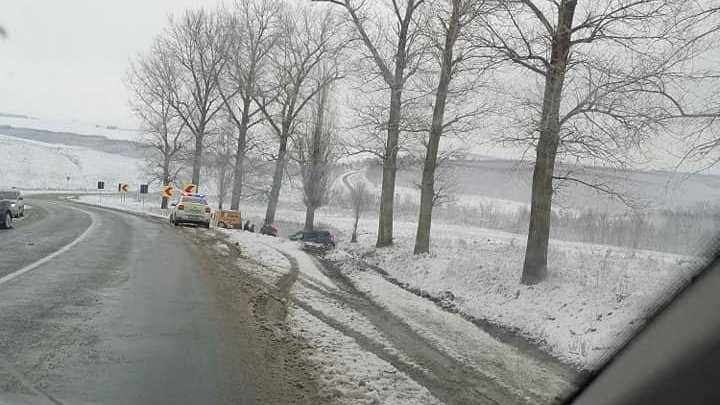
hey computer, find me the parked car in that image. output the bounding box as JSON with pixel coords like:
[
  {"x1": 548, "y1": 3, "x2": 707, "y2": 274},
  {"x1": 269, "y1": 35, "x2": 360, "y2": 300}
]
[
  {"x1": 213, "y1": 209, "x2": 242, "y2": 229},
  {"x1": 169, "y1": 193, "x2": 211, "y2": 228},
  {"x1": 289, "y1": 230, "x2": 335, "y2": 247},
  {"x1": 0, "y1": 200, "x2": 13, "y2": 229},
  {"x1": 0, "y1": 189, "x2": 24, "y2": 218},
  {"x1": 260, "y1": 223, "x2": 279, "y2": 237}
]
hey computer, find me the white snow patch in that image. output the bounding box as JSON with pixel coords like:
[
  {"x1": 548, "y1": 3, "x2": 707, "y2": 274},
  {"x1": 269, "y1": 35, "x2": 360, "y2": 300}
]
[
  {"x1": 0, "y1": 134, "x2": 143, "y2": 190},
  {"x1": 290, "y1": 306, "x2": 443, "y2": 405}
]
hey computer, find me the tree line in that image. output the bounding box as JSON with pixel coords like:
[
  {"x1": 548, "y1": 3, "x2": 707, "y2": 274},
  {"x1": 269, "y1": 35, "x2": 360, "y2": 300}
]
[{"x1": 128, "y1": 0, "x2": 720, "y2": 285}]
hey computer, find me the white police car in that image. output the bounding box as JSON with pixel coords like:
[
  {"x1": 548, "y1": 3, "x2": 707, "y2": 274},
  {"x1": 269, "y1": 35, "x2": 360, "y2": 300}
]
[{"x1": 169, "y1": 193, "x2": 212, "y2": 228}]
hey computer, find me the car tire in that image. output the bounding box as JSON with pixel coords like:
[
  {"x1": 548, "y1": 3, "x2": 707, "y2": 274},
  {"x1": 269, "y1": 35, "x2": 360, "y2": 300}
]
[
  {"x1": 202, "y1": 222, "x2": 210, "y2": 229},
  {"x1": 218, "y1": 222, "x2": 226, "y2": 229},
  {"x1": 19, "y1": 209, "x2": 24, "y2": 218},
  {"x1": 2, "y1": 212, "x2": 12, "y2": 229}
]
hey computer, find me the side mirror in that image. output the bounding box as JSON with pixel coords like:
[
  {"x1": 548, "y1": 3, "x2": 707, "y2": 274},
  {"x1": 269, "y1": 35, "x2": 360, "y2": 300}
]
[
  {"x1": 18, "y1": 197, "x2": 23, "y2": 201},
  {"x1": 170, "y1": 202, "x2": 177, "y2": 207}
]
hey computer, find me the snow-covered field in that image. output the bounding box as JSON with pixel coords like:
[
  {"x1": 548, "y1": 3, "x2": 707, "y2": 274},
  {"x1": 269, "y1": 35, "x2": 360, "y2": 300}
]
[
  {"x1": 0, "y1": 116, "x2": 140, "y2": 141},
  {"x1": 0, "y1": 134, "x2": 143, "y2": 190}
]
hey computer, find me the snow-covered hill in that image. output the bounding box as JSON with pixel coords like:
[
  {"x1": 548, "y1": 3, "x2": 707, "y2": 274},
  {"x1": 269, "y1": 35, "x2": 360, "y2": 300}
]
[
  {"x1": 0, "y1": 116, "x2": 141, "y2": 141},
  {"x1": 0, "y1": 134, "x2": 144, "y2": 190}
]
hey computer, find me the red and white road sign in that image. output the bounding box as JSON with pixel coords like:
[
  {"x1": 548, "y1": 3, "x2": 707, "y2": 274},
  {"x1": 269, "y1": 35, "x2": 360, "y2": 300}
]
[
  {"x1": 162, "y1": 185, "x2": 175, "y2": 198},
  {"x1": 182, "y1": 183, "x2": 198, "y2": 194},
  {"x1": 120, "y1": 183, "x2": 129, "y2": 193}
]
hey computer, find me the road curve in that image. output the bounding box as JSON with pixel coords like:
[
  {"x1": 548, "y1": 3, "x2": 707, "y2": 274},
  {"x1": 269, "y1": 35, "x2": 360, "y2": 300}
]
[{"x1": 0, "y1": 198, "x2": 258, "y2": 404}]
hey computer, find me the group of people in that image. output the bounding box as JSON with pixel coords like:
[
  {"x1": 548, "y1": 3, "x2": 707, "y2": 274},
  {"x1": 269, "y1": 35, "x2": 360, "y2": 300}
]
[{"x1": 242, "y1": 220, "x2": 255, "y2": 232}]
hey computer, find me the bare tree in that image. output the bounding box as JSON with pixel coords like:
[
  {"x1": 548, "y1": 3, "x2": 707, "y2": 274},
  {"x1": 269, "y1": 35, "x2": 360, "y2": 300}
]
[
  {"x1": 313, "y1": 0, "x2": 429, "y2": 247},
  {"x1": 413, "y1": 0, "x2": 492, "y2": 254},
  {"x1": 294, "y1": 79, "x2": 338, "y2": 230},
  {"x1": 163, "y1": 9, "x2": 229, "y2": 188},
  {"x1": 480, "y1": 1, "x2": 720, "y2": 284},
  {"x1": 208, "y1": 121, "x2": 237, "y2": 209},
  {"x1": 218, "y1": 0, "x2": 280, "y2": 210},
  {"x1": 255, "y1": 5, "x2": 343, "y2": 225},
  {"x1": 349, "y1": 181, "x2": 372, "y2": 243},
  {"x1": 128, "y1": 41, "x2": 188, "y2": 209}
]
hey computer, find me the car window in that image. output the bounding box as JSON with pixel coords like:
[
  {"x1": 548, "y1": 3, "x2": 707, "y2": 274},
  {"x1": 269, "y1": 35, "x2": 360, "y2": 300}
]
[
  {"x1": 0, "y1": 192, "x2": 17, "y2": 199},
  {"x1": 180, "y1": 197, "x2": 207, "y2": 204}
]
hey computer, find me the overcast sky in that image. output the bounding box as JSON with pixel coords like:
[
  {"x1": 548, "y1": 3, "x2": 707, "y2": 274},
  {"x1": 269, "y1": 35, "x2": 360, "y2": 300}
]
[{"x1": 0, "y1": 0, "x2": 221, "y2": 128}]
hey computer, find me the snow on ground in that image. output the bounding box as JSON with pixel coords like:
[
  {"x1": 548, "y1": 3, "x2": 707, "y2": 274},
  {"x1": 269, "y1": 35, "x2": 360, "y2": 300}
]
[
  {"x1": 0, "y1": 116, "x2": 141, "y2": 141},
  {"x1": 342, "y1": 267, "x2": 575, "y2": 401},
  {"x1": 77, "y1": 194, "x2": 168, "y2": 219},
  {"x1": 329, "y1": 222, "x2": 704, "y2": 370},
  {"x1": 219, "y1": 198, "x2": 706, "y2": 370},
  {"x1": 290, "y1": 307, "x2": 443, "y2": 405},
  {"x1": 0, "y1": 134, "x2": 143, "y2": 189}
]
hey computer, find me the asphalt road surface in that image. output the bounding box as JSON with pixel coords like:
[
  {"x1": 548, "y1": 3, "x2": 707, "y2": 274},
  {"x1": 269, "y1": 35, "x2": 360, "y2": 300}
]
[{"x1": 0, "y1": 197, "x2": 314, "y2": 405}]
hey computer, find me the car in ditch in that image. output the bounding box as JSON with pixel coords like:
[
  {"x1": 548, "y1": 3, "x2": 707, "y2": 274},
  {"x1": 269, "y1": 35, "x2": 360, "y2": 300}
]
[
  {"x1": 169, "y1": 193, "x2": 212, "y2": 228},
  {"x1": 289, "y1": 229, "x2": 335, "y2": 247}
]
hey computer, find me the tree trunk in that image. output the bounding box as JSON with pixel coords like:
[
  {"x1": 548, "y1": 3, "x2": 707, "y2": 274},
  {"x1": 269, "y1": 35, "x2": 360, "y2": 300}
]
[
  {"x1": 351, "y1": 212, "x2": 360, "y2": 243},
  {"x1": 230, "y1": 97, "x2": 251, "y2": 211},
  {"x1": 161, "y1": 161, "x2": 170, "y2": 210},
  {"x1": 521, "y1": 0, "x2": 577, "y2": 285},
  {"x1": 376, "y1": 85, "x2": 402, "y2": 247},
  {"x1": 414, "y1": 0, "x2": 460, "y2": 255},
  {"x1": 264, "y1": 128, "x2": 290, "y2": 225},
  {"x1": 217, "y1": 162, "x2": 227, "y2": 209},
  {"x1": 304, "y1": 206, "x2": 316, "y2": 231},
  {"x1": 191, "y1": 130, "x2": 204, "y2": 186}
]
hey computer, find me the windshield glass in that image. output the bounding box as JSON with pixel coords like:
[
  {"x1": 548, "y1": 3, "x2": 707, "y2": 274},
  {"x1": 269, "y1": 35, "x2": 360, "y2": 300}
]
[
  {"x1": 180, "y1": 197, "x2": 207, "y2": 205},
  {"x1": 0, "y1": 1, "x2": 718, "y2": 404}
]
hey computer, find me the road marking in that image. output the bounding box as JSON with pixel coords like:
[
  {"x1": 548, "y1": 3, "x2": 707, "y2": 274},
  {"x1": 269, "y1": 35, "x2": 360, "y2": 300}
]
[{"x1": 0, "y1": 203, "x2": 97, "y2": 287}]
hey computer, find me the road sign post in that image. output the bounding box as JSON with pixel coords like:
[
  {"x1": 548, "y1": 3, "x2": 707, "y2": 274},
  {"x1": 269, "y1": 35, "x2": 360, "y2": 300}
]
[
  {"x1": 119, "y1": 183, "x2": 129, "y2": 204},
  {"x1": 97, "y1": 181, "x2": 105, "y2": 203},
  {"x1": 140, "y1": 184, "x2": 148, "y2": 208}
]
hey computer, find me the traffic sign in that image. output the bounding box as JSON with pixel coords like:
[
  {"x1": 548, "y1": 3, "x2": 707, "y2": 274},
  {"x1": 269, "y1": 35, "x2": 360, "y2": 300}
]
[
  {"x1": 119, "y1": 183, "x2": 129, "y2": 193},
  {"x1": 183, "y1": 183, "x2": 198, "y2": 194},
  {"x1": 140, "y1": 184, "x2": 149, "y2": 194},
  {"x1": 97, "y1": 181, "x2": 105, "y2": 190},
  {"x1": 162, "y1": 185, "x2": 175, "y2": 198}
]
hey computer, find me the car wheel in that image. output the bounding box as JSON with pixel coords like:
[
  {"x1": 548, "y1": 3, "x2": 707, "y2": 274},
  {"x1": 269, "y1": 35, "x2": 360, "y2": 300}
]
[
  {"x1": 202, "y1": 222, "x2": 210, "y2": 229},
  {"x1": 2, "y1": 212, "x2": 12, "y2": 229},
  {"x1": 19, "y1": 209, "x2": 24, "y2": 218},
  {"x1": 218, "y1": 221, "x2": 226, "y2": 229}
]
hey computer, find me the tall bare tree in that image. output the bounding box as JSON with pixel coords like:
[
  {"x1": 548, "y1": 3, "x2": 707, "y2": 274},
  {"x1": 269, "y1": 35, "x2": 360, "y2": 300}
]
[
  {"x1": 218, "y1": 0, "x2": 280, "y2": 210},
  {"x1": 128, "y1": 41, "x2": 188, "y2": 209},
  {"x1": 481, "y1": 1, "x2": 720, "y2": 284},
  {"x1": 295, "y1": 79, "x2": 338, "y2": 230},
  {"x1": 313, "y1": 0, "x2": 429, "y2": 247},
  {"x1": 413, "y1": 0, "x2": 492, "y2": 254},
  {"x1": 255, "y1": 5, "x2": 343, "y2": 225},
  {"x1": 163, "y1": 9, "x2": 229, "y2": 188}
]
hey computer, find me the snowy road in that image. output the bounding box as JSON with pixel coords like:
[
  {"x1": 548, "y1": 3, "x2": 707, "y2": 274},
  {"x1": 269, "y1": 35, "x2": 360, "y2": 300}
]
[{"x1": 0, "y1": 197, "x2": 324, "y2": 405}]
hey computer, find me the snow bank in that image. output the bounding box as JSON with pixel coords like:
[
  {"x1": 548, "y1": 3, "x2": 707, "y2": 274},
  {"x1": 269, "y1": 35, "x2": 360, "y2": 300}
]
[{"x1": 331, "y1": 230, "x2": 704, "y2": 370}]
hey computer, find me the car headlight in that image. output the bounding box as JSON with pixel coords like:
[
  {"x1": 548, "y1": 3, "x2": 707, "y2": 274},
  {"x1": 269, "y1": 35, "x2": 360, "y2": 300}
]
[{"x1": 10, "y1": 203, "x2": 15, "y2": 207}]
